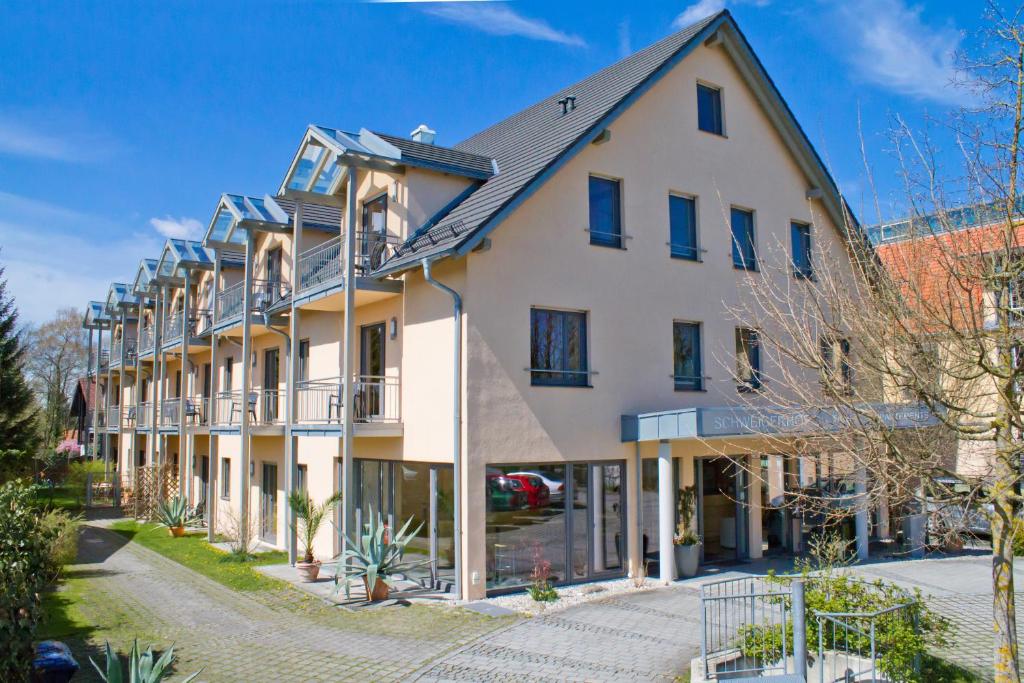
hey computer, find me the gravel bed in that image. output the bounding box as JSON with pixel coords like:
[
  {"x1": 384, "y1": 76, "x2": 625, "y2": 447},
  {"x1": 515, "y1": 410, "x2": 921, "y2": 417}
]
[{"x1": 482, "y1": 577, "x2": 657, "y2": 615}]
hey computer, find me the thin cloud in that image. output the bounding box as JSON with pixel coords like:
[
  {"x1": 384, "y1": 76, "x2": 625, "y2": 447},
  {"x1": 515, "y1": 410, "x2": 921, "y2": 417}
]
[
  {"x1": 423, "y1": 3, "x2": 586, "y2": 47},
  {"x1": 618, "y1": 19, "x2": 632, "y2": 58},
  {"x1": 149, "y1": 216, "x2": 204, "y2": 240},
  {"x1": 830, "y1": 0, "x2": 965, "y2": 105},
  {"x1": 0, "y1": 115, "x2": 117, "y2": 163},
  {"x1": 673, "y1": 0, "x2": 726, "y2": 28},
  {"x1": 0, "y1": 192, "x2": 161, "y2": 323}
]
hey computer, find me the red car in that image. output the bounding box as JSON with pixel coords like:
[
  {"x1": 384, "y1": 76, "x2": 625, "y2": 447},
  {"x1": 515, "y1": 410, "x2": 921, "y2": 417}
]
[{"x1": 506, "y1": 473, "x2": 551, "y2": 509}]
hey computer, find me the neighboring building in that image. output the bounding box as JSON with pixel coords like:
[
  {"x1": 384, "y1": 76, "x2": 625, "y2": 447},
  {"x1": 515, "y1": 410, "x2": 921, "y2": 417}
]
[
  {"x1": 84, "y1": 10, "x2": 877, "y2": 599},
  {"x1": 68, "y1": 377, "x2": 97, "y2": 451}
]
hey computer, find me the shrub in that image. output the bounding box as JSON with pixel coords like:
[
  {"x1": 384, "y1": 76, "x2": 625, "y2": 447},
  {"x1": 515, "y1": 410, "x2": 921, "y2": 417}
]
[
  {"x1": 527, "y1": 544, "x2": 558, "y2": 603},
  {"x1": 90, "y1": 639, "x2": 201, "y2": 683},
  {"x1": 40, "y1": 510, "x2": 81, "y2": 572},
  {"x1": 0, "y1": 481, "x2": 58, "y2": 681},
  {"x1": 737, "y1": 564, "x2": 949, "y2": 683}
]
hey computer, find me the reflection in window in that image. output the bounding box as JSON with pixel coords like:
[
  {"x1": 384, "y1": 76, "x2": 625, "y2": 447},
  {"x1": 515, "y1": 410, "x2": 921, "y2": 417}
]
[
  {"x1": 673, "y1": 321, "x2": 703, "y2": 391},
  {"x1": 669, "y1": 194, "x2": 699, "y2": 260},
  {"x1": 731, "y1": 208, "x2": 757, "y2": 270},
  {"x1": 589, "y1": 176, "x2": 623, "y2": 248},
  {"x1": 530, "y1": 308, "x2": 588, "y2": 386}
]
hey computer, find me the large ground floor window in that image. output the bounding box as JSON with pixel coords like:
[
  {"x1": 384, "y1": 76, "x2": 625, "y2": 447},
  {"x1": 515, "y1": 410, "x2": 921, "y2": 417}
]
[
  {"x1": 354, "y1": 459, "x2": 455, "y2": 586},
  {"x1": 486, "y1": 461, "x2": 625, "y2": 592}
]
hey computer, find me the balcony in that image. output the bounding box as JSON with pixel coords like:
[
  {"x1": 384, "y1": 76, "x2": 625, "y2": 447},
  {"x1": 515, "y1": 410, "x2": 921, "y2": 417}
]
[
  {"x1": 87, "y1": 351, "x2": 110, "y2": 375},
  {"x1": 211, "y1": 389, "x2": 284, "y2": 427},
  {"x1": 108, "y1": 406, "x2": 120, "y2": 431},
  {"x1": 215, "y1": 279, "x2": 291, "y2": 323},
  {"x1": 139, "y1": 326, "x2": 155, "y2": 355},
  {"x1": 136, "y1": 401, "x2": 152, "y2": 429},
  {"x1": 109, "y1": 338, "x2": 138, "y2": 367},
  {"x1": 193, "y1": 308, "x2": 213, "y2": 336},
  {"x1": 160, "y1": 401, "x2": 180, "y2": 428},
  {"x1": 183, "y1": 396, "x2": 210, "y2": 426},
  {"x1": 297, "y1": 233, "x2": 400, "y2": 294},
  {"x1": 295, "y1": 375, "x2": 400, "y2": 424}
]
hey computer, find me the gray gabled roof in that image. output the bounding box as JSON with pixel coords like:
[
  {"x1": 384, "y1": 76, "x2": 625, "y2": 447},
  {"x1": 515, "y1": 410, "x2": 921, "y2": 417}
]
[
  {"x1": 372, "y1": 132, "x2": 496, "y2": 179},
  {"x1": 377, "y1": 12, "x2": 723, "y2": 274},
  {"x1": 377, "y1": 10, "x2": 850, "y2": 275}
]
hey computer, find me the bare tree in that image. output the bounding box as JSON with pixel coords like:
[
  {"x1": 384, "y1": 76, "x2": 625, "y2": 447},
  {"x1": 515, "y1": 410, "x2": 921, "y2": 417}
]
[
  {"x1": 24, "y1": 308, "x2": 87, "y2": 450},
  {"x1": 702, "y1": 6, "x2": 1024, "y2": 680}
]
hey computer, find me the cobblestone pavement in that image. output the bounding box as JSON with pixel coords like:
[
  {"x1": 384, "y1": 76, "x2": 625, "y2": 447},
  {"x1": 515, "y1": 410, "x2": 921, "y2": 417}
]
[
  {"x1": 411, "y1": 587, "x2": 703, "y2": 682},
  {"x1": 853, "y1": 554, "x2": 1022, "y2": 681},
  {"x1": 59, "y1": 525, "x2": 514, "y2": 682}
]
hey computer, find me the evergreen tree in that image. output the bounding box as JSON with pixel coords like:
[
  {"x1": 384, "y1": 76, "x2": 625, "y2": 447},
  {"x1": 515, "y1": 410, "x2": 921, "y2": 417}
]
[{"x1": 0, "y1": 263, "x2": 39, "y2": 461}]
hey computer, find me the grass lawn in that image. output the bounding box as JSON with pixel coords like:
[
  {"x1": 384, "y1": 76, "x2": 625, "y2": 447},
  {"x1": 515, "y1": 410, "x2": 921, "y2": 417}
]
[
  {"x1": 921, "y1": 656, "x2": 984, "y2": 682},
  {"x1": 110, "y1": 520, "x2": 289, "y2": 591}
]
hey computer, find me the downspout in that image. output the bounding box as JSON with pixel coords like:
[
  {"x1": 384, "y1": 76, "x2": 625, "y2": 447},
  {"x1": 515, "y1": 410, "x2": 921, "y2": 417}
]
[{"x1": 421, "y1": 257, "x2": 463, "y2": 601}]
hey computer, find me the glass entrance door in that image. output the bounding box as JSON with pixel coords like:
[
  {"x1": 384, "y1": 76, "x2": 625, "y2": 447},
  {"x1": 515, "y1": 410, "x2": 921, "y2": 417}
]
[
  {"x1": 261, "y1": 462, "x2": 278, "y2": 545},
  {"x1": 263, "y1": 348, "x2": 279, "y2": 423},
  {"x1": 359, "y1": 323, "x2": 385, "y2": 420},
  {"x1": 697, "y1": 457, "x2": 750, "y2": 563},
  {"x1": 355, "y1": 459, "x2": 454, "y2": 586}
]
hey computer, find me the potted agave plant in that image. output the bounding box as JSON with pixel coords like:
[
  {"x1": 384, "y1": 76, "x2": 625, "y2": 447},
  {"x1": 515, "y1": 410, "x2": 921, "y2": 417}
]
[
  {"x1": 155, "y1": 496, "x2": 196, "y2": 537},
  {"x1": 337, "y1": 508, "x2": 428, "y2": 602},
  {"x1": 288, "y1": 490, "x2": 342, "y2": 582},
  {"x1": 673, "y1": 485, "x2": 701, "y2": 578}
]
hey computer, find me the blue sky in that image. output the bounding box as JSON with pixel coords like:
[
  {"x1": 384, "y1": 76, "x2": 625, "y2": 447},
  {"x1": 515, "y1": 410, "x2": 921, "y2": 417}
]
[{"x1": 0, "y1": 0, "x2": 980, "y2": 323}]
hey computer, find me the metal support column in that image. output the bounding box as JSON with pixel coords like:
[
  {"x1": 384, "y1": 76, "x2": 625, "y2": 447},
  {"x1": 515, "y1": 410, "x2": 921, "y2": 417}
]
[
  {"x1": 658, "y1": 440, "x2": 676, "y2": 583},
  {"x1": 239, "y1": 232, "x2": 255, "y2": 551},
  {"x1": 179, "y1": 270, "x2": 192, "y2": 499},
  {"x1": 92, "y1": 324, "x2": 103, "y2": 462},
  {"x1": 341, "y1": 167, "x2": 357, "y2": 553},
  {"x1": 208, "y1": 255, "x2": 222, "y2": 543},
  {"x1": 286, "y1": 202, "x2": 302, "y2": 565}
]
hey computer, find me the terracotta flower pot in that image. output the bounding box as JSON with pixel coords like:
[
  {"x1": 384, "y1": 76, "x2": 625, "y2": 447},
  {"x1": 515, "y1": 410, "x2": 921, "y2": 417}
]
[
  {"x1": 296, "y1": 560, "x2": 321, "y2": 582},
  {"x1": 364, "y1": 577, "x2": 390, "y2": 602},
  {"x1": 169, "y1": 526, "x2": 186, "y2": 538}
]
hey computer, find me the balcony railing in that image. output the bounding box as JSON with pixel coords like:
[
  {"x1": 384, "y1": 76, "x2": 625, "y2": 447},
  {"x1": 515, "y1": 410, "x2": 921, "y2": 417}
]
[
  {"x1": 160, "y1": 401, "x2": 180, "y2": 427},
  {"x1": 182, "y1": 396, "x2": 210, "y2": 426},
  {"x1": 296, "y1": 375, "x2": 400, "y2": 424},
  {"x1": 136, "y1": 401, "x2": 152, "y2": 429},
  {"x1": 139, "y1": 326, "x2": 155, "y2": 354},
  {"x1": 215, "y1": 279, "x2": 291, "y2": 322},
  {"x1": 87, "y1": 351, "x2": 110, "y2": 374},
  {"x1": 211, "y1": 390, "x2": 283, "y2": 426},
  {"x1": 110, "y1": 338, "x2": 138, "y2": 366},
  {"x1": 193, "y1": 308, "x2": 213, "y2": 335},
  {"x1": 297, "y1": 233, "x2": 400, "y2": 293},
  {"x1": 162, "y1": 311, "x2": 201, "y2": 344},
  {"x1": 109, "y1": 406, "x2": 120, "y2": 430}
]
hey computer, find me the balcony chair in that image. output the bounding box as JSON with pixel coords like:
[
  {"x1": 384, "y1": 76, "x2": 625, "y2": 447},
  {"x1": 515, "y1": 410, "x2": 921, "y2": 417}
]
[
  {"x1": 229, "y1": 392, "x2": 258, "y2": 425},
  {"x1": 328, "y1": 385, "x2": 366, "y2": 423},
  {"x1": 184, "y1": 399, "x2": 202, "y2": 425},
  {"x1": 126, "y1": 407, "x2": 136, "y2": 425}
]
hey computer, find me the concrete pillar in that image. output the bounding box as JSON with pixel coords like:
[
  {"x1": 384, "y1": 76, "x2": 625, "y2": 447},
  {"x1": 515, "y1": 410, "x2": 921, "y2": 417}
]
[
  {"x1": 626, "y1": 444, "x2": 642, "y2": 578},
  {"x1": 855, "y1": 465, "x2": 869, "y2": 561},
  {"x1": 658, "y1": 440, "x2": 675, "y2": 583},
  {"x1": 286, "y1": 202, "x2": 302, "y2": 565}
]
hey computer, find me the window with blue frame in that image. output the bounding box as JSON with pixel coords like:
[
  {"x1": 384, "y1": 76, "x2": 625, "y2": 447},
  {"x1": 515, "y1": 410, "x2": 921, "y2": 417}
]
[
  {"x1": 791, "y1": 221, "x2": 813, "y2": 278},
  {"x1": 669, "y1": 194, "x2": 699, "y2": 260},
  {"x1": 531, "y1": 308, "x2": 589, "y2": 386},
  {"x1": 673, "y1": 322, "x2": 703, "y2": 391},
  {"x1": 731, "y1": 208, "x2": 757, "y2": 270},
  {"x1": 736, "y1": 327, "x2": 761, "y2": 391},
  {"x1": 589, "y1": 175, "x2": 623, "y2": 248},
  {"x1": 697, "y1": 83, "x2": 724, "y2": 135}
]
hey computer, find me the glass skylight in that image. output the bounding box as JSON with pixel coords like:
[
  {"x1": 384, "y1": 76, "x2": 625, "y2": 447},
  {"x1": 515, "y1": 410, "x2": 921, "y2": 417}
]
[
  {"x1": 208, "y1": 208, "x2": 235, "y2": 243},
  {"x1": 311, "y1": 158, "x2": 342, "y2": 194},
  {"x1": 288, "y1": 143, "x2": 326, "y2": 192}
]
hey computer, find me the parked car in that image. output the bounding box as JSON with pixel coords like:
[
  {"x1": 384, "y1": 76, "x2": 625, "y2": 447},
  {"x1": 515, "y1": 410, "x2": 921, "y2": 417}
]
[
  {"x1": 506, "y1": 473, "x2": 550, "y2": 508},
  {"x1": 509, "y1": 471, "x2": 564, "y2": 503},
  {"x1": 486, "y1": 469, "x2": 526, "y2": 511}
]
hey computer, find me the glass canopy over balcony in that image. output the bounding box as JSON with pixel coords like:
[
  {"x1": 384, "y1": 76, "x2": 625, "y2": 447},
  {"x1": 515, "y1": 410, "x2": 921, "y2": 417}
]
[
  {"x1": 131, "y1": 258, "x2": 159, "y2": 298},
  {"x1": 202, "y1": 194, "x2": 290, "y2": 249},
  {"x1": 83, "y1": 300, "x2": 111, "y2": 330},
  {"x1": 154, "y1": 239, "x2": 215, "y2": 283},
  {"x1": 104, "y1": 282, "x2": 138, "y2": 316},
  {"x1": 280, "y1": 126, "x2": 404, "y2": 197}
]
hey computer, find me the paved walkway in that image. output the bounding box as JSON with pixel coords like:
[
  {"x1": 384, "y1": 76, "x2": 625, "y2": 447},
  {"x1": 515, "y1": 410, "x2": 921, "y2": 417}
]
[
  {"x1": 60, "y1": 525, "x2": 511, "y2": 682},
  {"x1": 57, "y1": 524, "x2": 1011, "y2": 681}
]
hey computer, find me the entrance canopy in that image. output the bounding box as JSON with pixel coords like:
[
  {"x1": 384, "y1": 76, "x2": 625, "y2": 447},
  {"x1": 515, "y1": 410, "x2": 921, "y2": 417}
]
[{"x1": 621, "y1": 404, "x2": 938, "y2": 442}]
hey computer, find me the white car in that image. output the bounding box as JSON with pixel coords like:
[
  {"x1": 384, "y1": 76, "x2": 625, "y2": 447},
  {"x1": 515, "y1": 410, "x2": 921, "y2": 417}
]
[{"x1": 509, "y1": 471, "x2": 564, "y2": 502}]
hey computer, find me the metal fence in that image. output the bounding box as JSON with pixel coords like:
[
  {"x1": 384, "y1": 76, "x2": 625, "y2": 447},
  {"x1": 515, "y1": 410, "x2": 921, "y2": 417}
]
[
  {"x1": 699, "y1": 574, "x2": 919, "y2": 682},
  {"x1": 700, "y1": 575, "x2": 802, "y2": 679}
]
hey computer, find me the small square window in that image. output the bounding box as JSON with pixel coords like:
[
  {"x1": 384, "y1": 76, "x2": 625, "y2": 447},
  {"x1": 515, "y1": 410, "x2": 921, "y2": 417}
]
[
  {"x1": 731, "y1": 208, "x2": 757, "y2": 270},
  {"x1": 697, "y1": 83, "x2": 724, "y2": 135},
  {"x1": 791, "y1": 222, "x2": 813, "y2": 278},
  {"x1": 669, "y1": 195, "x2": 699, "y2": 260},
  {"x1": 673, "y1": 322, "x2": 703, "y2": 391},
  {"x1": 588, "y1": 175, "x2": 623, "y2": 248}
]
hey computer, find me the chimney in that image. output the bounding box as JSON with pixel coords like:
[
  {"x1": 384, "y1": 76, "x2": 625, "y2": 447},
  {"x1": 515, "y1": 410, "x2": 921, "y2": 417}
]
[{"x1": 410, "y1": 124, "x2": 436, "y2": 145}]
